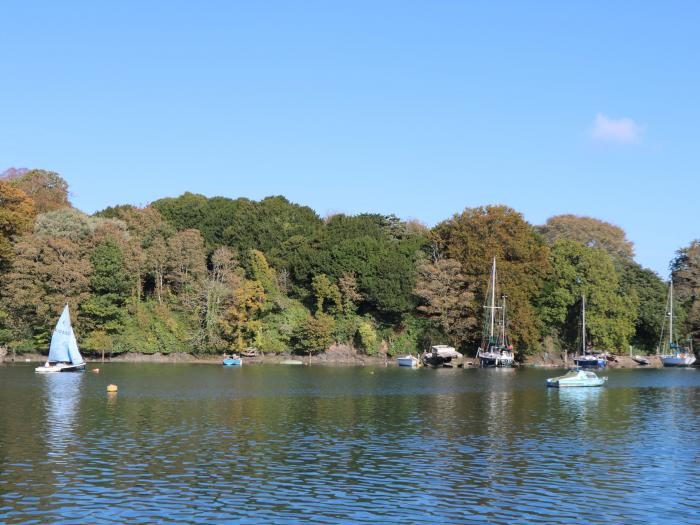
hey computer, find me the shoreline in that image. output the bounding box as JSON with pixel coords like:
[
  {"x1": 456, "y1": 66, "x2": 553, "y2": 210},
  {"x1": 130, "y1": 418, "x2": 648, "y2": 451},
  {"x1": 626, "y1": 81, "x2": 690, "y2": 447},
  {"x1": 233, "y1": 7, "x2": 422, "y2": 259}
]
[{"x1": 2, "y1": 350, "x2": 667, "y2": 368}]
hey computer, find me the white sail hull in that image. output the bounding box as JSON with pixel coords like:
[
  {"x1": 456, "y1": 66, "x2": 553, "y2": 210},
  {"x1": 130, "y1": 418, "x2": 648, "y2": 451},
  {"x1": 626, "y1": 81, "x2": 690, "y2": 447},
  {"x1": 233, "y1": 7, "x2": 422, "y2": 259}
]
[
  {"x1": 660, "y1": 354, "x2": 696, "y2": 367},
  {"x1": 36, "y1": 362, "x2": 86, "y2": 373}
]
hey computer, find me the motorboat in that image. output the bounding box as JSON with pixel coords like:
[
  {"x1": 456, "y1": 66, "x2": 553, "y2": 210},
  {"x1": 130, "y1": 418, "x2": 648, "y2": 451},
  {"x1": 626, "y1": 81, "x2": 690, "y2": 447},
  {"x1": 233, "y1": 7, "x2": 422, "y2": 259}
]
[{"x1": 546, "y1": 368, "x2": 607, "y2": 388}]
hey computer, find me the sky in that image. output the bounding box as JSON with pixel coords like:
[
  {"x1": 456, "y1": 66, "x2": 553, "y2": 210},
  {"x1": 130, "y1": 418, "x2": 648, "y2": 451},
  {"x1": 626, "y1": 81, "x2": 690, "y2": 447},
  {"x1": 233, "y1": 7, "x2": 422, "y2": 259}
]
[{"x1": 2, "y1": 1, "x2": 699, "y2": 277}]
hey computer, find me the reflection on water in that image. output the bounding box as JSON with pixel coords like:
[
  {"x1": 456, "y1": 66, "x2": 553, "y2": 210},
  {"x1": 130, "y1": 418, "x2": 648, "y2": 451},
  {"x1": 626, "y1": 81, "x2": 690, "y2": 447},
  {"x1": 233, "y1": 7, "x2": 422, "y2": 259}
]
[
  {"x1": 1, "y1": 364, "x2": 700, "y2": 524},
  {"x1": 43, "y1": 372, "x2": 84, "y2": 462}
]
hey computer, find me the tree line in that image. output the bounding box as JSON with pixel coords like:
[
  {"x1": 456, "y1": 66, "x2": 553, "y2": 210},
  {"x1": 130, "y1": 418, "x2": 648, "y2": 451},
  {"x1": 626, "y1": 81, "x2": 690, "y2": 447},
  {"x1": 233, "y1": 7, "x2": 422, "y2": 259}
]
[{"x1": 1, "y1": 168, "x2": 698, "y2": 358}]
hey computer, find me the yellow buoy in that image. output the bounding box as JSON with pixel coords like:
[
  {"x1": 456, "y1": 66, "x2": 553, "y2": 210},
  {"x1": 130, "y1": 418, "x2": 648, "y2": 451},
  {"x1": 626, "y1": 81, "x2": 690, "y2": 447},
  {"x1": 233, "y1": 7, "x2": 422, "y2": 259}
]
[{"x1": 106, "y1": 384, "x2": 118, "y2": 392}]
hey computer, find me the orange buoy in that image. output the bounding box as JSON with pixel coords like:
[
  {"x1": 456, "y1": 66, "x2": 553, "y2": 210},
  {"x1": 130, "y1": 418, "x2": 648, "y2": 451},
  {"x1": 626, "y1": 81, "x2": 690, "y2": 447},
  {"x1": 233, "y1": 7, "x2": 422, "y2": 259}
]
[{"x1": 106, "y1": 384, "x2": 118, "y2": 392}]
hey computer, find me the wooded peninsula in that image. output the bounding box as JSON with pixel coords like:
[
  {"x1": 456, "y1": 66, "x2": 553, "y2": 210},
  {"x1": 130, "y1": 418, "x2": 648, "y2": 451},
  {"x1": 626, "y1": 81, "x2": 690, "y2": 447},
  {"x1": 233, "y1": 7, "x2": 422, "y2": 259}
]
[{"x1": 1, "y1": 168, "x2": 699, "y2": 361}]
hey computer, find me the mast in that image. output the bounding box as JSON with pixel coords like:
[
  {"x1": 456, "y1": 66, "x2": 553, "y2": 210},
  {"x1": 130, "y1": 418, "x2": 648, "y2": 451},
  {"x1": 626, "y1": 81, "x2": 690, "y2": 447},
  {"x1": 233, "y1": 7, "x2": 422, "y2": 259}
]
[
  {"x1": 669, "y1": 282, "x2": 673, "y2": 345},
  {"x1": 489, "y1": 257, "x2": 496, "y2": 341},
  {"x1": 501, "y1": 294, "x2": 507, "y2": 346},
  {"x1": 581, "y1": 295, "x2": 586, "y2": 356}
]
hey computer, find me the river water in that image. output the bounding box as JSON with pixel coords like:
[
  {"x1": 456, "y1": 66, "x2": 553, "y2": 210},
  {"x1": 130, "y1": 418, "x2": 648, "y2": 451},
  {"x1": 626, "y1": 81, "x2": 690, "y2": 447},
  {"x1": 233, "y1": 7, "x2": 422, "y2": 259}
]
[{"x1": 1, "y1": 363, "x2": 699, "y2": 524}]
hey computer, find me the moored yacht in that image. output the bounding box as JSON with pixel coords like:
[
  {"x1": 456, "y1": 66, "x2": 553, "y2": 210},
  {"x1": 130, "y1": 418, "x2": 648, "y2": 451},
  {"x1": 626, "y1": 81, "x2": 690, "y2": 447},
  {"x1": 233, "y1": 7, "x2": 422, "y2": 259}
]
[
  {"x1": 476, "y1": 258, "x2": 515, "y2": 368},
  {"x1": 658, "y1": 283, "x2": 696, "y2": 367}
]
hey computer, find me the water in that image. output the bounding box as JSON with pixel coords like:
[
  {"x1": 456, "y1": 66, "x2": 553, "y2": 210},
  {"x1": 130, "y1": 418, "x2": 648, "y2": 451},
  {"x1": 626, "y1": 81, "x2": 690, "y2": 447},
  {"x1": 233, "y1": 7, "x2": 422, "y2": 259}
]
[{"x1": 1, "y1": 364, "x2": 700, "y2": 524}]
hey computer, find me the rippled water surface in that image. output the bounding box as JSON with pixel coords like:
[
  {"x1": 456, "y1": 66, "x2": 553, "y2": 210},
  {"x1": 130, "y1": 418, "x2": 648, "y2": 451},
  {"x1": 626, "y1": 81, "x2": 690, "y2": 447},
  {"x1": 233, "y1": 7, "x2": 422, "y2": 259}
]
[{"x1": 2, "y1": 364, "x2": 700, "y2": 524}]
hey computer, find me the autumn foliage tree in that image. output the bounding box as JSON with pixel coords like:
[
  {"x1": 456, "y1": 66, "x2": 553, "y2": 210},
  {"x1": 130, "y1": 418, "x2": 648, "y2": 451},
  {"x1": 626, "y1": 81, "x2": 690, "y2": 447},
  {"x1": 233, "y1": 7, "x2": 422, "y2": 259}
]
[
  {"x1": 538, "y1": 215, "x2": 634, "y2": 260},
  {"x1": 432, "y1": 206, "x2": 550, "y2": 353},
  {"x1": 0, "y1": 181, "x2": 36, "y2": 270}
]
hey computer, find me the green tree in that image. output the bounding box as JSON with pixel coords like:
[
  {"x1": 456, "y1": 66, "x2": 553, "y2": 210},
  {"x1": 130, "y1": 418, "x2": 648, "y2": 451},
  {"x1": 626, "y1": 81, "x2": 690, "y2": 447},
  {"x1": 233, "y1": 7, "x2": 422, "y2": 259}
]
[
  {"x1": 81, "y1": 240, "x2": 131, "y2": 337},
  {"x1": 311, "y1": 274, "x2": 342, "y2": 314},
  {"x1": 291, "y1": 313, "x2": 335, "y2": 355},
  {"x1": 617, "y1": 259, "x2": 668, "y2": 352},
  {"x1": 671, "y1": 241, "x2": 700, "y2": 341},
  {"x1": 538, "y1": 240, "x2": 638, "y2": 352}
]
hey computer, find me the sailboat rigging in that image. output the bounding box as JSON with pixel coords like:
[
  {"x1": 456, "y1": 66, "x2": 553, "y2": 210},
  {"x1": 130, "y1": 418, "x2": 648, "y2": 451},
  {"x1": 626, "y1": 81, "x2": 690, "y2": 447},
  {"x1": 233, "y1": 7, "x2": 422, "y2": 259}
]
[
  {"x1": 476, "y1": 258, "x2": 515, "y2": 367},
  {"x1": 658, "y1": 282, "x2": 696, "y2": 367}
]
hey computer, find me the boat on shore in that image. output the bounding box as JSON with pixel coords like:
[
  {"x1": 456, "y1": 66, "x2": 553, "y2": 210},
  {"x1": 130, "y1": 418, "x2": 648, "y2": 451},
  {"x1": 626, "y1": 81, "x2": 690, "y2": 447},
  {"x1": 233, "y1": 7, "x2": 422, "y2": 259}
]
[
  {"x1": 476, "y1": 258, "x2": 515, "y2": 368},
  {"x1": 421, "y1": 345, "x2": 461, "y2": 367},
  {"x1": 35, "y1": 305, "x2": 85, "y2": 373},
  {"x1": 546, "y1": 368, "x2": 607, "y2": 388},
  {"x1": 658, "y1": 283, "x2": 697, "y2": 367},
  {"x1": 397, "y1": 355, "x2": 420, "y2": 367}
]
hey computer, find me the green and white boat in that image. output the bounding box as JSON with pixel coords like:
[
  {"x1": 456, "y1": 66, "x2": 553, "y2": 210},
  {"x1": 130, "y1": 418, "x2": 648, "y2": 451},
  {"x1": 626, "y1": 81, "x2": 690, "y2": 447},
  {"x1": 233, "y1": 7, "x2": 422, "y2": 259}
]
[{"x1": 546, "y1": 368, "x2": 607, "y2": 388}]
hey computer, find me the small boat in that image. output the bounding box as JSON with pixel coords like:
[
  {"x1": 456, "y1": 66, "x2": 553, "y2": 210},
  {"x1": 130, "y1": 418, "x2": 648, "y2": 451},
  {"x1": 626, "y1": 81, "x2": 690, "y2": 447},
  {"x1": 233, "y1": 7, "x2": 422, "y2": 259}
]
[
  {"x1": 573, "y1": 354, "x2": 607, "y2": 369},
  {"x1": 632, "y1": 355, "x2": 650, "y2": 366},
  {"x1": 476, "y1": 258, "x2": 515, "y2": 368},
  {"x1": 658, "y1": 283, "x2": 697, "y2": 367},
  {"x1": 222, "y1": 356, "x2": 242, "y2": 366},
  {"x1": 280, "y1": 360, "x2": 304, "y2": 366},
  {"x1": 546, "y1": 368, "x2": 607, "y2": 388},
  {"x1": 35, "y1": 305, "x2": 85, "y2": 373},
  {"x1": 572, "y1": 295, "x2": 606, "y2": 369},
  {"x1": 397, "y1": 355, "x2": 419, "y2": 367}
]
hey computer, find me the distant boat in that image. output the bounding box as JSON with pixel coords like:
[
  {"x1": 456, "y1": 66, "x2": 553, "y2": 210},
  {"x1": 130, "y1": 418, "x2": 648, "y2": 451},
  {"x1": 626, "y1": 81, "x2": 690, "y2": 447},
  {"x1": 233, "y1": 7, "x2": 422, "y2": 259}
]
[
  {"x1": 476, "y1": 258, "x2": 515, "y2": 368},
  {"x1": 658, "y1": 283, "x2": 696, "y2": 367},
  {"x1": 397, "y1": 355, "x2": 419, "y2": 367},
  {"x1": 632, "y1": 355, "x2": 650, "y2": 366},
  {"x1": 572, "y1": 295, "x2": 606, "y2": 369},
  {"x1": 546, "y1": 368, "x2": 607, "y2": 388},
  {"x1": 223, "y1": 356, "x2": 242, "y2": 366},
  {"x1": 35, "y1": 305, "x2": 85, "y2": 373},
  {"x1": 421, "y1": 345, "x2": 460, "y2": 367},
  {"x1": 280, "y1": 360, "x2": 304, "y2": 366}
]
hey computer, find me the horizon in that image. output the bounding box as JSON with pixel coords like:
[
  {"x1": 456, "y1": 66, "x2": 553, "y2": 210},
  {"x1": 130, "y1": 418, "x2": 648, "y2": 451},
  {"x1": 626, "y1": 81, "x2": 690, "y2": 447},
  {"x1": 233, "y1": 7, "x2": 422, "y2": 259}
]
[{"x1": 3, "y1": 1, "x2": 699, "y2": 277}]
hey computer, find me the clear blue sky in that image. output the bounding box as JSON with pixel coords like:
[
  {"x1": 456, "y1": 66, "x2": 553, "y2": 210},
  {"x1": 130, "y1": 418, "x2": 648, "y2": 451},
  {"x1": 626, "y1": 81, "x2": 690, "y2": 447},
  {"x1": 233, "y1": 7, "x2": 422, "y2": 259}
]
[{"x1": 2, "y1": 1, "x2": 698, "y2": 276}]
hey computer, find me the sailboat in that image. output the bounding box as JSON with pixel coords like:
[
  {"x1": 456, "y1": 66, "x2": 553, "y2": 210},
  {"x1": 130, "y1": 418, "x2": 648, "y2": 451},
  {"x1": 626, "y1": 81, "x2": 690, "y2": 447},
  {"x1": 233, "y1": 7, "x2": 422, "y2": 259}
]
[
  {"x1": 573, "y1": 296, "x2": 606, "y2": 369},
  {"x1": 658, "y1": 283, "x2": 696, "y2": 367},
  {"x1": 476, "y1": 258, "x2": 515, "y2": 368},
  {"x1": 35, "y1": 305, "x2": 86, "y2": 373}
]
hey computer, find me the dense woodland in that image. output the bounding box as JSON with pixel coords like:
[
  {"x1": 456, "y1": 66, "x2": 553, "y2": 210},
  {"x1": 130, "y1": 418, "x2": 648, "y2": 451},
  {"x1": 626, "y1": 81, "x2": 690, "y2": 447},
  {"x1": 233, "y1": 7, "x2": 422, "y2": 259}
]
[{"x1": 1, "y1": 168, "x2": 699, "y2": 359}]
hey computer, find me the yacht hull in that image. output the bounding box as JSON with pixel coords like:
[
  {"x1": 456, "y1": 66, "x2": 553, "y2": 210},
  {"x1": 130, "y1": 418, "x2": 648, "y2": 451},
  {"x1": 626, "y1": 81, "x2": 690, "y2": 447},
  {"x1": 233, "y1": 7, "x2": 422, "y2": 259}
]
[{"x1": 660, "y1": 355, "x2": 696, "y2": 367}]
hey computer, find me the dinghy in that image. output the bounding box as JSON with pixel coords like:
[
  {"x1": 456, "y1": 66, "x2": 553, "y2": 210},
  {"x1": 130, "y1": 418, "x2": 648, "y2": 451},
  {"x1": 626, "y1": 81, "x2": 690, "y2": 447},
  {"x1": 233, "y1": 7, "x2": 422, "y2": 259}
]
[
  {"x1": 546, "y1": 368, "x2": 607, "y2": 388},
  {"x1": 35, "y1": 305, "x2": 85, "y2": 373},
  {"x1": 223, "y1": 357, "x2": 242, "y2": 366},
  {"x1": 397, "y1": 355, "x2": 419, "y2": 367}
]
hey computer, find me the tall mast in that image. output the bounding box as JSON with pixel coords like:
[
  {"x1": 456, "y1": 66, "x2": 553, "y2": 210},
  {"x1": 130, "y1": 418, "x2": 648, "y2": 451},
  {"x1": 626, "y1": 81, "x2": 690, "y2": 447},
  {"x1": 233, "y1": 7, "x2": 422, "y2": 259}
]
[
  {"x1": 669, "y1": 282, "x2": 673, "y2": 345},
  {"x1": 501, "y1": 294, "x2": 507, "y2": 345},
  {"x1": 581, "y1": 295, "x2": 586, "y2": 355},
  {"x1": 489, "y1": 257, "x2": 496, "y2": 340}
]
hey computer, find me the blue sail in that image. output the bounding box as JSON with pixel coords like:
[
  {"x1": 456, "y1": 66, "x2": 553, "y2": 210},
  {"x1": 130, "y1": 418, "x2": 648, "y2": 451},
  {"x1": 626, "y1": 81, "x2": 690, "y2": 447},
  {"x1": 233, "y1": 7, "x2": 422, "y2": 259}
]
[{"x1": 47, "y1": 305, "x2": 83, "y2": 364}]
